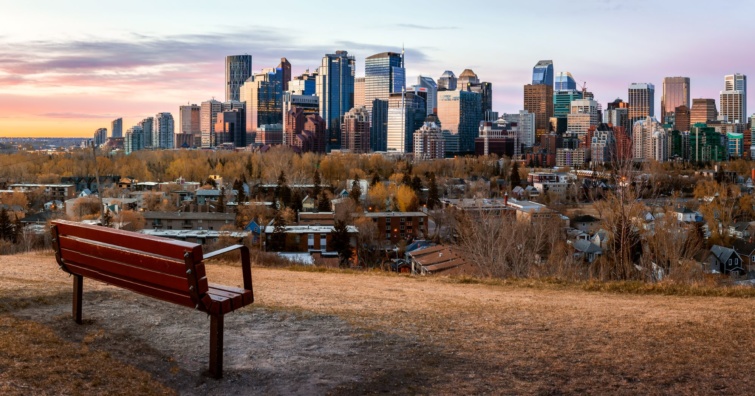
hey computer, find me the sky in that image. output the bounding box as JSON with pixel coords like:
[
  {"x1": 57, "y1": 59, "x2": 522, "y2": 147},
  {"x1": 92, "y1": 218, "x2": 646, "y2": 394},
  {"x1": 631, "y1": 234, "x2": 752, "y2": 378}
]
[{"x1": 1, "y1": 0, "x2": 754, "y2": 137}]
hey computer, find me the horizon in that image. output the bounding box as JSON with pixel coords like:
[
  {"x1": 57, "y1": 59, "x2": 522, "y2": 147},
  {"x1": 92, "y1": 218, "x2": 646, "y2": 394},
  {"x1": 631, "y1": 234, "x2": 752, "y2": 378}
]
[{"x1": 1, "y1": 0, "x2": 754, "y2": 137}]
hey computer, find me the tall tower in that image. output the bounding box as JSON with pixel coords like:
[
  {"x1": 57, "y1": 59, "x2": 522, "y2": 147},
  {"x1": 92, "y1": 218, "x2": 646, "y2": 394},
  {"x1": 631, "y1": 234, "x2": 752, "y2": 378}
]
[
  {"x1": 661, "y1": 77, "x2": 690, "y2": 124},
  {"x1": 365, "y1": 51, "x2": 405, "y2": 151},
  {"x1": 154, "y1": 112, "x2": 175, "y2": 149},
  {"x1": 438, "y1": 71, "x2": 457, "y2": 91},
  {"x1": 532, "y1": 60, "x2": 554, "y2": 86},
  {"x1": 111, "y1": 118, "x2": 123, "y2": 139},
  {"x1": 722, "y1": 73, "x2": 747, "y2": 124},
  {"x1": 690, "y1": 98, "x2": 718, "y2": 124},
  {"x1": 523, "y1": 84, "x2": 554, "y2": 138},
  {"x1": 316, "y1": 50, "x2": 355, "y2": 149},
  {"x1": 278, "y1": 58, "x2": 292, "y2": 91},
  {"x1": 241, "y1": 68, "x2": 283, "y2": 133},
  {"x1": 628, "y1": 83, "x2": 655, "y2": 126},
  {"x1": 414, "y1": 75, "x2": 438, "y2": 115},
  {"x1": 225, "y1": 55, "x2": 252, "y2": 102}
]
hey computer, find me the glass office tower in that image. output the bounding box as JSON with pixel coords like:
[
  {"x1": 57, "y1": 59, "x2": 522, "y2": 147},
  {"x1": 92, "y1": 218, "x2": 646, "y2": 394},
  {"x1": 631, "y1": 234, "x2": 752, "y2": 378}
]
[
  {"x1": 365, "y1": 51, "x2": 405, "y2": 151},
  {"x1": 555, "y1": 72, "x2": 577, "y2": 91},
  {"x1": 316, "y1": 51, "x2": 355, "y2": 149},
  {"x1": 226, "y1": 55, "x2": 252, "y2": 102},
  {"x1": 437, "y1": 90, "x2": 483, "y2": 153},
  {"x1": 532, "y1": 60, "x2": 554, "y2": 86}
]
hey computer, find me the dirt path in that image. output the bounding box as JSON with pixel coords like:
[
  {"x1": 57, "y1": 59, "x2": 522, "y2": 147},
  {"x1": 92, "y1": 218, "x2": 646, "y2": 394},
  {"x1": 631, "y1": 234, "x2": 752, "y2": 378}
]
[{"x1": 2, "y1": 253, "x2": 755, "y2": 394}]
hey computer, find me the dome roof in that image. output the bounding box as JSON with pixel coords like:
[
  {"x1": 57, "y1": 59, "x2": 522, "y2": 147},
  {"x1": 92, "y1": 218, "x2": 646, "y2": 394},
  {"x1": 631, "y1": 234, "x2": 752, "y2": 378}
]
[
  {"x1": 440, "y1": 70, "x2": 456, "y2": 78},
  {"x1": 459, "y1": 69, "x2": 478, "y2": 79}
]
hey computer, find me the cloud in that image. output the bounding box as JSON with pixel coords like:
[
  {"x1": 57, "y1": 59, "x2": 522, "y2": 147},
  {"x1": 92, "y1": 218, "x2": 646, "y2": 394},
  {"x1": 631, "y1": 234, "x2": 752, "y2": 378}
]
[
  {"x1": 38, "y1": 112, "x2": 118, "y2": 119},
  {"x1": 393, "y1": 23, "x2": 458, "y2": 31}
]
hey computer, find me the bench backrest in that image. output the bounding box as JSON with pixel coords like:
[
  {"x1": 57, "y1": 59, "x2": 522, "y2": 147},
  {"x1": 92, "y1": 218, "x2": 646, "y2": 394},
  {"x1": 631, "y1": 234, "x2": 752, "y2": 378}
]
[{"x1": 51, "y1": 220, "x2": 209, "y2": 310}]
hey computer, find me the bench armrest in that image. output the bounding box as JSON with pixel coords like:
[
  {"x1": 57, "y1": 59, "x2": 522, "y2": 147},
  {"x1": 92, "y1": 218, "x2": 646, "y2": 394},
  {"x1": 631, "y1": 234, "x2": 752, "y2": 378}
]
[{"x1": 204, "y1": 244, "x2": 253, "y2": 291}]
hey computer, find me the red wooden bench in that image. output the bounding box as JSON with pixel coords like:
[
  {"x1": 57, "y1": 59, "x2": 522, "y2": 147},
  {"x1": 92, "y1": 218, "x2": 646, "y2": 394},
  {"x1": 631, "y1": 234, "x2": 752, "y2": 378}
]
[{"x1": 51, "y1": 220, "x2": 253, "y2": 378}]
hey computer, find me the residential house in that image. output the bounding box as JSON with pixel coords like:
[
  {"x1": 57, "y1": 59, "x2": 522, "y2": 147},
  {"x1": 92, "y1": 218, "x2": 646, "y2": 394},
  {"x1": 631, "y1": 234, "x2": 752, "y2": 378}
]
[
  {"x1": 362, "y1": 212, "x2": 429, "y2": 244},
  {"x1": 728, "y1": 221, "x2": 752, "y2": 240},
  {"x1": 674, "y1": 206, "x2": 698, "y2": 223},
  {"x1": 142, "y1": 211, "x2": 235, "y2": 231},
  {"x1": 302, "y1": 195, "x2": 316, "y2": 212},
  {"x1": 407, "y1": 245, "x2": 477, "y2": 276},
  {"x1": 571, "y1": 214, "x2": 601, "y2": 234},
  {"x1": 263, "y1": 224, "x2": 358, "y2": 255},
  {"x1": 572, "y1": 239, "x2": 603, "y2": 263},
  {"x1": 706, "y1": 245, "x2": 746, "y2": 275},
  {"x1": 732, "y1": 240, "x2": 755, "y2": 271}
]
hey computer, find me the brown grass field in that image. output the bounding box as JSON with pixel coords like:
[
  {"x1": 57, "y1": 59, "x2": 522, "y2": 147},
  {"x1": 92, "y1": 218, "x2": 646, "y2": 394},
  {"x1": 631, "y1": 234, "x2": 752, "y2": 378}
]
[{"x1": 1, "y1": 252, "x2": 754, "y2": 395}]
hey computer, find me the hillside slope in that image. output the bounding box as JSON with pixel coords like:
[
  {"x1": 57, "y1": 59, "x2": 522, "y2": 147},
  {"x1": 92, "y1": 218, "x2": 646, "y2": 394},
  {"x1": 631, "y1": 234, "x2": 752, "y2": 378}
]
[{"x1": 1, "y1": 253, "x2": 754, "y2": 395}]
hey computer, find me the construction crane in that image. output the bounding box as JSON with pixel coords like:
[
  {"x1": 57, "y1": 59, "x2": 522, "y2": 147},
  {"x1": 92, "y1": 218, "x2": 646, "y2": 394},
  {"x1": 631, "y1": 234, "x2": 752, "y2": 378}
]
[{"x1": 578, "y1": 81, "x2": 588, "y2": 96}]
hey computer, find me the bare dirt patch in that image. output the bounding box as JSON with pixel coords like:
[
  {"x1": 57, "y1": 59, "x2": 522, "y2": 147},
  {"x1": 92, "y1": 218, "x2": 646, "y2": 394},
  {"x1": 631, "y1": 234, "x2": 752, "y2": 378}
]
[{"x1": 1, "y1": 253, "x2": 755, "y2": 394}]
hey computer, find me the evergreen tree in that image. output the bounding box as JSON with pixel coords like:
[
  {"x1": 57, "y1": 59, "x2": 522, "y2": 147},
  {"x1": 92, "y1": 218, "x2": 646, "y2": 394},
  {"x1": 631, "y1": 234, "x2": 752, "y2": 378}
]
[
  {"x1": 427, "y1": 173, "x2": 440, "y2": 210},
  {"x1": 269, "y1": 211, "x2": 287, "y2": 251},
  {"x1": 510, "y1": 161, "x2": 521, "y2": 188},
  {"x1": 233, "y1": 178, "x2": 246, "y2": 204},
  {"x1": 290, "y1": 189, "x2": 303, "y2": 215},
  {"x1": 370, "y1": 172, "x2": 381, "y2": 187},
  {"x1": 313, "y1": 170, "x2": 322, "y2": 199},
  {"x1": 411, "y1": 175, "x2": 423, "y2": 193},
  {"x1": 0, "y1": 208, "x2": 10, "y2": 241},
  {"x1": 217, "y1": 187, "x2": 226, "y2": 213},
  {"x1": 205, "y1": 177, "x2": 217, "y2": 189},
  {"x1": 402, "y1": 172, "x2": 412, "y2": 186},
  {"x1": 349, "y1": 179, "x2": 362, "y2": 204},
  {"x1": 317, "y1": 191, "x2": 332, "y2": 212},
  {"x1": 276, "y1": 171, "x2": 292, "y2": 207},
  {"x1": 329, "y1": 220, "x2": 354, "y2": 268},
  {"x1": 12, "y1": 215, "x2": 22, "y2": 244}
]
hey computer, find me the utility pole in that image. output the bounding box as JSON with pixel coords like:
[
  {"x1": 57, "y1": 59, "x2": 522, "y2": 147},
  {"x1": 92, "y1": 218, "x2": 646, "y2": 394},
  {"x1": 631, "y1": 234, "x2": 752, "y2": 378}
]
[{"x1": 91, "y1": 141, "x2": 105, "y2": 226}]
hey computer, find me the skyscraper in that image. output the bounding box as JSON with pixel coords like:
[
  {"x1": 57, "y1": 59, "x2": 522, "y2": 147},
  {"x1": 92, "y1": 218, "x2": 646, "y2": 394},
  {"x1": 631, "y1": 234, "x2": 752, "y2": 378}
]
[
  {"x1": 154, "y1": 112, "x2": 175, "y2": 149},
  {"x1": 341, "y1": 106, "x2": 370, "y2": 154},
  {"x1": 567, "y1": 99, "x2": 600, "y2": 139},
  {"x1": 111, "y1": 118, "x2": 123, "y2": 138},
  {"x1": 690, "y1": 98, "x2": 718, "y2": 125},
  {"x1": 138, "y1": 117, "x2": 153, "y2": 148},
  {"x1": 414, "y1": 75, "x2": 438, "y2": 115},
  {"x1": 278, "y1": 57, "x2": 291, "y2": 91},
  {"x1": 628, "y1": 83, "x2": 655, "y2": 126},
  {"x1": 125, "y1": 125, "x2": 144, "y2": 155},
  {"x1": 661, "y1": 77, "x2": 690, "y2": 124},
  {"x1": 523, "y1": 84, "x2": 554, "y2": 137},
  {"x1": 354, "y1": 77, "x2": 366, "y2": 108},
  {"x1": 414, "y1": 120, "x2": 445, "y2": 161},
  {"x1": 316, "y1": 50, "x2": 356, "y2": 149},
  {"x1": 200, "y1": 99, "x2": 221, "y2": 147},
  {"x1": 721, "y1": 74, "x2": 747, "y2": 124},
  {"x1": 365, "y1": 51, "x2": 404, "y2": 151},
  {"x1": 632, "y1": 117, "x2": 665, "y2": 161},
  {"x1": 225, "y1": 55, "x2": 252, "y2": 102},
  {"x1": 437, "y1": 90, "x2": 482, "y2": 153},
  {"x1": 241, "y1": 68, "x2": 283, "y2": 133},
  {"x1": 437, "y1": 70, "x2": 457, "y2": 91},
  {"x1": 674, "y1": 105, "x2": 691, "y2": 132},
  {"x1": 532, "y1": 60, "x2": 554, "y2": 86},
  {"x1": 387, "y1": 92, "x2": 426, "y2": 153},
  {"x1": 214, "y1": 109, "x2": 246, "y2": 147},
  {"x1": 555, "y1": 72, "x2": 577, "y2": 91},
  {"x1": 179, "y1": 104, "x2": 200, "y2": 146},
  {"x1": 459, "y1": 69, "x2": 492, "y2": 116},
  {"x1": 94, "y1": 128, "x2": 107, "y2": 147},
  {"x1": 502, "y1": 111, "x2": 536, "y2": 148}
]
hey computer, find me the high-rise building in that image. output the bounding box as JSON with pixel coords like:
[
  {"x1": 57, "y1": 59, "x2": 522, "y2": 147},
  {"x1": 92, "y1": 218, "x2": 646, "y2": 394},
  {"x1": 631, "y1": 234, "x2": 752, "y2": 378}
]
[
  {"x1": 241, "y1": 67, "x2": 283, "y2": 133},
  {"x1": 523, "y1": 84, "x2": 554, "y2": 138},
  {"x1": 414, "y1": 120, "x2": 445, "y2": 161},
  {"x1": 553, "y1": 90, "x2": 583, "y2": 119},
  {"x1": 282, "y1": 93, "x2": 318, "y2": 135},
  {"x1": 724, "y1": 74, "x2": 747, "y2": 120},
  {"x1": 632, "y1": 117, "x2": 665, "y2": 161},
  {"x1": 414, "y1": 75, "x2": 438, "y2": 115},
  {"x1": 225, "y1": 55, "x2": 252, "y2": 102},
  {"x1": 690, "y1": 123, "x2": 727, "y2": 162},
  {"x1": 475, "y1": 119, "x2": 520, "y2": 157},
  {"x1": 591, "y1": 125, "x2": 615, "y2": 165},
  {"x1": 661, "y1": 77, "x2": 690, "y2": 124},
  {"x1": 289, "y1": 71, "x2": 317, "y2": 95},
  {"x1": 214, "y1": 109, "x2": 246, "y2": 147},
  {"x1": 354, "y1": 77, "x2": 366, "y2": 108},
  {"x1": 125, "y1": 125, "x2": 144, "y2": 155},
  {"x1": 567, "y1": 99, "x2": 600, "y2": 139},
  {"x1": 532, "y1": 60, "x2": 554, "y2": 86},
  {"x1": 555, "y1": 72, "x2": 577, "y2": 91},
  {"x1": 628, "y1": 83, "x2": 655, "y2": 127},
  {"x1": 284, "y1": 107, "x2": 327, "y2": 153},
  {"x1": 137, "y1": 117, "x2": 153, "y2": 148},
  {"x1": 458, "y1": 69, "x2": 492, "y2": 115},
  {"x1": 437, "y1": 89, "x2": 482, "y2": 153},
  {"x1": 179, "y1": 104, "x2": 201, "y2": 147},
  {"x1": 438, "y1": 70, "x2": 457, "y2": 91},
  {"x1": 365, "y1": 51, "x2": 404, "y2": 151},
  {"x1": 501, "y1": 111, "x2": 536, "y2": 148},
  {"x1": 200, "y1": 99, "x2": 222, "y2": 148},
  {"x1": 690, "y1": 98, "x2": 718, "y2": 125},
  {"x1": 674, "y1": 105, "x2": 691, "y2": 132},
  {"x1": 111, "y1": 118, "x2": 123, "y2": 138},
  {"x1": 93, "y1": 128, "x2": 107, "y2": 147},
  {"x1": 727, "y1": 132, "x2": 744, "y2": 158},
  {"x1": 387, "y1": 92, "x2": 426, "y2": 153},
  {"x1": 720, "y1": 89, "x2": 745, "y2": 124},
  {"x1": 316, "y1": 50, "x2": 356, "y2": 149},
  {"x1": 278, "y1": 57, "x2": 291, "y2": 91},
  {"x1": 153, "y1": 112, "x2": 174, "y2": 149},
  {"x1": 341, "y1": 106, "x2": 370, "y2": 154}
]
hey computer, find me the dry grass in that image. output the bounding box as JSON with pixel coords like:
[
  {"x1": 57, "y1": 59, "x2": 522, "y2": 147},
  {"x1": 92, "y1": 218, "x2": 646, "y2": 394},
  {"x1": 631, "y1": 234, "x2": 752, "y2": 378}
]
[{"x1": 2, "y1": 252, "x2": 755, "y2": 394}]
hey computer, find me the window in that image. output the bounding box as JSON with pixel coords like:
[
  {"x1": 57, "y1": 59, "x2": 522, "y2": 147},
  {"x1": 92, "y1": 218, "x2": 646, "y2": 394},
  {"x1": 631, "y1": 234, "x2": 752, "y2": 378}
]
[
  {"x1": 307, "y1": 234, "x2": 314, "y2": 249},
  {"x1": 320, "y1": 235, "x2": 327, "y2": 249}
]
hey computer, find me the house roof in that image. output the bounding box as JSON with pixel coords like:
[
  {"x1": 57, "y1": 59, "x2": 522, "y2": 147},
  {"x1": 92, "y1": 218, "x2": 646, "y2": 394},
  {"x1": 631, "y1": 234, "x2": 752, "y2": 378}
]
[
  {"x1": 674, "y1": 207, "x2": 695, "y2": 214},
  {"x1": 408, "y1": 245, "x2": 476, "y2": 275},
  {"x1": 709, "y1": 245, "x2": 738, "y2": 263},
  {"x1": 573, "y1": 239, "x2": 603, "y2": 254},
  {"x1": 142, "y1": 211, "x2": 235, "y2": 221},
  {"x1": 572, "y1": 214, "x2": 600, "y2": 223}
]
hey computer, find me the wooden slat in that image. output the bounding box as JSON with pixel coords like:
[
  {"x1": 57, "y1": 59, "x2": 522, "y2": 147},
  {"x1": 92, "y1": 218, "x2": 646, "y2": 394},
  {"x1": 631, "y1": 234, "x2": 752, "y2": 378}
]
[
  {"x1": 207, "y1": 288, "x2": 243, "y2": 312},
  {"x1": 209, "y1": 283, "x2": 253, "y2": 306},
  {"x1": 53, "y1": 220, "x2": 203, "y2": 262},
  {"x1": 207, "y1": 292, "x2": 232, "y2": 314},
  {"x1": 63, "y1": 262, "x2": 195, "y2": 309},
  {"x1": 59, "y1": 235, "x2": 188, "y2": 277},
  {"x1": 60, "y1": 248, "x2": 191, "y2": 295}
]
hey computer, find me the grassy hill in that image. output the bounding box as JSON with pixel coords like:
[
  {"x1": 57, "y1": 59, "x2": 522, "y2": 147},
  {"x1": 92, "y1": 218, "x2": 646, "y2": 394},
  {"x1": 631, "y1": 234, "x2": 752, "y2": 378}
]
[{"x1": 1, "y1": 252, "x2": 754, "y2": 395}]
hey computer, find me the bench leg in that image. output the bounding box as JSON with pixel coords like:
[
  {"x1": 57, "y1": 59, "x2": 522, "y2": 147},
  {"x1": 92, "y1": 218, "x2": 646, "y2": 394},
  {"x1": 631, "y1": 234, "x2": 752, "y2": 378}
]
[
  {"x1": 73, "y1": 275, "x2": 83, "y2": 324},
  {"x1": 209, "y1": 314, "x2": 224, "y2": 379}
]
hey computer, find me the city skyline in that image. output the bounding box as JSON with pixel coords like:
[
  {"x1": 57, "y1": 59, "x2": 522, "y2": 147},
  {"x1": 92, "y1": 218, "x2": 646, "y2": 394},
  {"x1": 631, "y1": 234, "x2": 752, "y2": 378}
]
[{"x1": 1, "y1": 0, "x2": 754, "y2": 137}]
